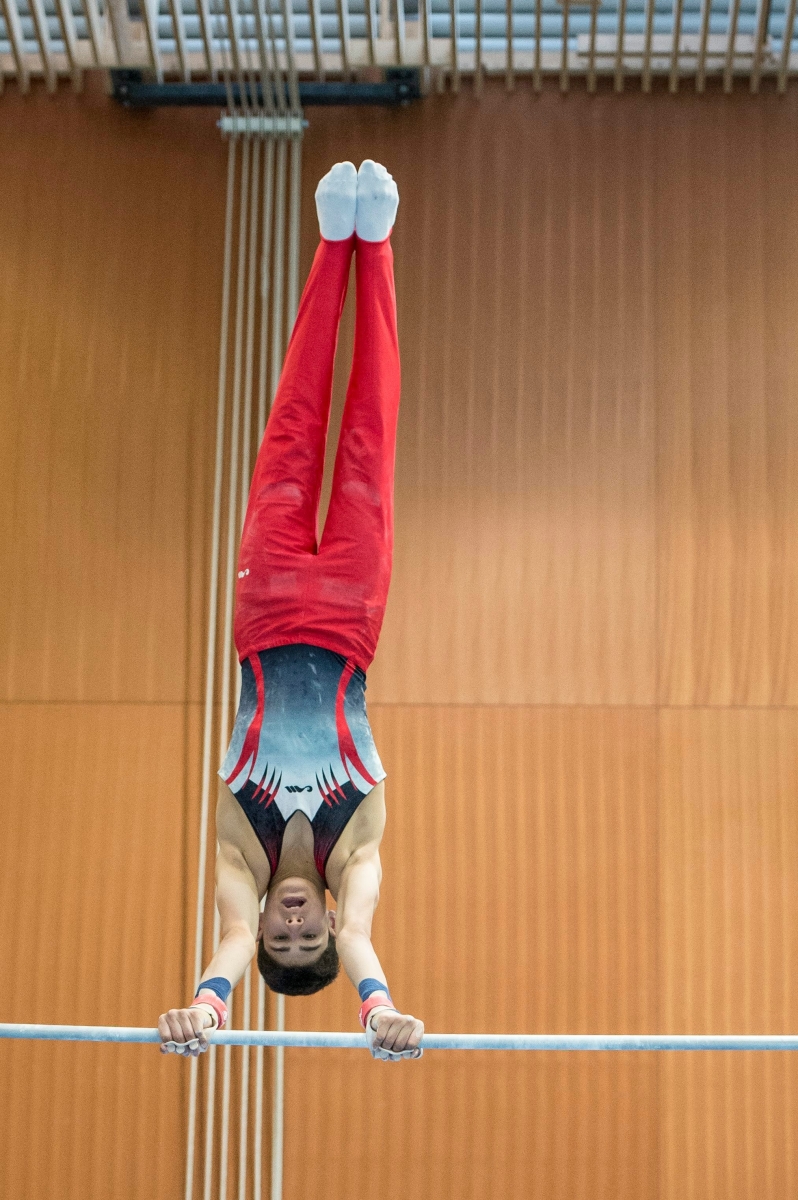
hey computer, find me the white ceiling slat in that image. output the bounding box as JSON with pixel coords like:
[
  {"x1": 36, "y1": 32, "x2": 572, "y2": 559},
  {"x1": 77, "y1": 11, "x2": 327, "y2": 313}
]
[
  {"x1": 695, "y1": 0, "x2": 712, "y2": 91},
  {"x1": 80, "y1": 0, "x2": 104, "y2": 65},
  {"x1": 778, "y1": 0, "x2": 797, "y2": 90},
  {"x1": 394, "y1": 0, "x2": 405, "y2": 64},
  {"x1": 641, "y1": 0, "x2": 655, "y2": 90},
  {"x1": 54, "y1": 0, "x2": 82, "y2": 88},
  {"x1": 614, "y1": 0, "x2": 627, "y2": 90},
  {"x1": 668, "y1": 0, "x2": 684, "y2": 91},
  {"x1": 308, "y1": 0, "x2": 324, "y2": 77},
  {"x1": 138, "y1": 0, "x2": 164, "y2": 81},
  {"x1": 560, "y1": 0, "x2": 570, "y2": 90},
  {"x1": 533, "y1": 0, "x2": 542, "y2": 88},
  {"x1": 448, "y1": 0, "x2": 459, "y2": 88},
  {"x1": 0, "y1": 0, "x2": 29, "y2": 89},
  {"x1": 336, "y1": 0, "x2": 352, "y2": 73},
  {"x1": 587, "y1": 0, "x2": 598, "y2": 91},
  {"x1": 506, "y1": 0, "x2": 513, "y2": 89},
  {"x1": 474, "y1": 0, "x2": 482, "y2": 90},
  {"x1": 749, "y1": 0, "x2": 771, "y2": 91},
  {"x1": 28, "y1": 0, "x2": 57, "y2": 90},
  {"x1": 364, "y1": 0, "x2": 376, "y2": 64},
  {"x1": 167, "y1": 0, "x2": 191, "y2": 80},
  {"x1": 723, "y1": 0, "x2": 743, "y2": 91},
  {"x1": 420, "y1": 0, "x2": 431, "y2": 66}
]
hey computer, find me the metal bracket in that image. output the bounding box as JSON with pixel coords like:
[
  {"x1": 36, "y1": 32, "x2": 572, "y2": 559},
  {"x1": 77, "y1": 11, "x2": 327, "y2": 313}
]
[{"x1": 110, "y1": 69, "x2": 422, "y2": 109}]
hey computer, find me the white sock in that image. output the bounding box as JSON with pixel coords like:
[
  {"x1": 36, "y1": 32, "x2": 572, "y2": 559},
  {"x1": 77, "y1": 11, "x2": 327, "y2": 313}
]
[
  {"x1": 355, "y1": 160, "x2": 399, "y2": 242},
  {"x1": 315, "y1": 162, "x2": 357, "y2": 241}
]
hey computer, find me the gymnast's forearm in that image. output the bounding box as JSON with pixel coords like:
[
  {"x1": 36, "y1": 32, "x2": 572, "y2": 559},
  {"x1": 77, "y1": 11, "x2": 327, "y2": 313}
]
[
  {"x1": 335, "y1": 925, "x2": 389, "y2": 993},
  {"x1": 198, "y1": 925, "x2": 257, "y2": 994}
]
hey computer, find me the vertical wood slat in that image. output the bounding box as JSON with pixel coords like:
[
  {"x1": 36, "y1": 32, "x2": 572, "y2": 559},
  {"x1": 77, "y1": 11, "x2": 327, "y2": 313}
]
[
  {"x1": 533, "y1": 0, "x2": 542, "y2": 87},
  {"x1": 336, "y1": 0, "x2": 351, "y2": 74},
  {"x1": 587, "y1": 0, "x2": 599, "y2": 90}
]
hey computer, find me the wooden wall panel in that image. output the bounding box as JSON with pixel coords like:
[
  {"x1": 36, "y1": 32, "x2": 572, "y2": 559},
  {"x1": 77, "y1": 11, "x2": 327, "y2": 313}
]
[
  {"x1": 0, "y1": 700, "x2": 200, "y2": 1200},
  {"x1": 654, "y1": 101, "x2": 798, "y2": 707},
  {"x1": 283, "y1": 705, "x2": 660, "y2": 1200},
  {"x1": 0, "y1": 84, "x2": 221, "y2": 705},
  {"x1": 302, "y1": 95, "x2": 658, "y2": 707},
  {"x1": 659, "y1": 709, "x2": 798, "y2": 1200}
]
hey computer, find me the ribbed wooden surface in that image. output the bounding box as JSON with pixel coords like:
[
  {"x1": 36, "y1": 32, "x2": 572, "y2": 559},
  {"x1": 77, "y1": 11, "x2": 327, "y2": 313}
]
[
  {"x1": 2, "y1": 79, "x2": 798, "y2": 1200},
  {"x1": 0, "y1": 701, "x2": 200, "y2": 1200}
]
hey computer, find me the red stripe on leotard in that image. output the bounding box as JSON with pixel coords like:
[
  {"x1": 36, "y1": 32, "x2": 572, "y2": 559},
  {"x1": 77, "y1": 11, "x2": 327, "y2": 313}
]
[
  {"x1": 335, "y1": 661, "x2": 378, "y2": 791},
  {"x1": 223, "y1": 653, "x2": 266, "y2": 788}
]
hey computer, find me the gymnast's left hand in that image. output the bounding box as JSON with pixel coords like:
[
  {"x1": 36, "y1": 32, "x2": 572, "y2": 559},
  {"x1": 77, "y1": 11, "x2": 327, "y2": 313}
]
[
  {"x1": 366, "y1": 1007, "x2": 424, "y2": 1061},
  {"x1": 157, "y1": 1006, "x2": 214, "y2": 1057}
]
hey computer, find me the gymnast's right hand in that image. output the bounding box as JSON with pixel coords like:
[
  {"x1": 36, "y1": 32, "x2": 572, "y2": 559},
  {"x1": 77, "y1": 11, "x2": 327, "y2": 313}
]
[{"x1": 157, "y1": 1006, "x2": 214, "y2": 1057}]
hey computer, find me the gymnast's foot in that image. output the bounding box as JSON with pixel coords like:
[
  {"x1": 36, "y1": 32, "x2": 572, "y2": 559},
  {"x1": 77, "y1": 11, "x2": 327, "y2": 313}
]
[
  {"x1": 315, "y1": 161, "x2": 357, "y2": 241},
  {"x1": 355, "y1": 160, "x2": 399, "y2": 242}
]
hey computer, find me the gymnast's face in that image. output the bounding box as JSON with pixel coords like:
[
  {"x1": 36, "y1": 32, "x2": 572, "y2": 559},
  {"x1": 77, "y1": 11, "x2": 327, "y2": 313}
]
[{"x1": 260, "y1": 878, "x2": 334, "y2": 966}]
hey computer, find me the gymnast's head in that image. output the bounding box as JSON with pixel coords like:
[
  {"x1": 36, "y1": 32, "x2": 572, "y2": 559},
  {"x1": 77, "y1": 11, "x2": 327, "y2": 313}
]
[{"x1": 257, "y1": 877, "x2": 340, "y2": 995}]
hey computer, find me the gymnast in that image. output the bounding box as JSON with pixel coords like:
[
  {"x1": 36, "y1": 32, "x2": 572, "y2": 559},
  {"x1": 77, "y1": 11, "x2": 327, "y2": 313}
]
[{"x1": 158, "y1": 160, "x2": 423, "y2": 1062}]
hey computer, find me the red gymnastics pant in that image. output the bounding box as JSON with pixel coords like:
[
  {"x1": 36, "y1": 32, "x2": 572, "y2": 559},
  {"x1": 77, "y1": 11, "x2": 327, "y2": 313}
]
[{"x1": 234, "y1": 234, "x2": 401, "y2": 675}]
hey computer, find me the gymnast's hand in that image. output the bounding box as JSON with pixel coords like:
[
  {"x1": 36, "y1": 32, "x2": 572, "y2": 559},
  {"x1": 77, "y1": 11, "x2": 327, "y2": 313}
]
[
  {"x1": 157, "y1": 1006, "x2": 215, "y2": 1058},
  {"x1": 366, "y1": 1006, "x2": 424, "y2": 1061}
]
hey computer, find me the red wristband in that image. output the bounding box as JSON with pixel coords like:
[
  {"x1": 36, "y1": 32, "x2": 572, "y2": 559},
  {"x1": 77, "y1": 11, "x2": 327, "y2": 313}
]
[
  {"x1": 191, "y1": 992, "x2": 228, "y2": 1030},
  {"x1": 358, "y1": 993, "x2": 395, "y2": 1029}
]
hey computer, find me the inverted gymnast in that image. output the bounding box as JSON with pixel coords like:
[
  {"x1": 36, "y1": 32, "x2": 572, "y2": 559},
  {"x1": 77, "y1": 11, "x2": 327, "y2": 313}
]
[{"x1": 159, "y1": 160, "x2": 423, "y2": 1062}]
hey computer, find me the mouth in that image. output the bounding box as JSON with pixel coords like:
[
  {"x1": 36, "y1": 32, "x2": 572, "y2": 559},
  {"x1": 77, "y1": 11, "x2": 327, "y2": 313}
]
[{"x1": 281, "y1": 896, "x2": 306, "y2": 909}]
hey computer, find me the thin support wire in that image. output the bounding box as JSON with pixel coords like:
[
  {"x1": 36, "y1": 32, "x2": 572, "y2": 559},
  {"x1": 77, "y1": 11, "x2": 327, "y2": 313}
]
[
  {"x1": 237, "y1": 967, "x2": 252, "y2": 1200},
  {"x1": 185, "y1": 134, "x2": 238, "y2": 1200},
  {"x1": 217, "y1": 132, "x2": 253, "y2": 1200},
  {"x1": 270, "y1": 139, "x2": 288, "y2": 403},
  {"x1": 271, "y1": 996, "x2": 286, "y2": 1200},
  {"x1": 257, "y1": 138, "x2": 277, "y2": 438}
]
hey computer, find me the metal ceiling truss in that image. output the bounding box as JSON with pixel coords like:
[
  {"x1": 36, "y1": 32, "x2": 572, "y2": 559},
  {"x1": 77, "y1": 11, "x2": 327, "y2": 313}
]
[{"x1": 0, "y1": 0, "x2": 796, "y2": 93}]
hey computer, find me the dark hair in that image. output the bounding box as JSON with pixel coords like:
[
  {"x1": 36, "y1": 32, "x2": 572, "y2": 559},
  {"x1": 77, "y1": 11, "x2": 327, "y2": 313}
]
[{"x1": 257, "y1": 936, "x2": 340, "y2": 996}]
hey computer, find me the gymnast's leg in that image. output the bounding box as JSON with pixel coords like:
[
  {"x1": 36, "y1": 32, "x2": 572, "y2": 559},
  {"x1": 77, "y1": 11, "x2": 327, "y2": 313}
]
[
  {"x1": 234, "y1": 163, "x2": 357, "y2": 659},
  {"x1": 316, "y1": 161, "x2": 401, "y2": 672}
]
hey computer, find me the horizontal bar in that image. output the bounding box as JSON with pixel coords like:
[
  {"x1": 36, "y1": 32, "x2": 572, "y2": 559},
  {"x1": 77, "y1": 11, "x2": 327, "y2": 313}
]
[{"x1": 3, "y1": 1024, "x2": 798, "y2": 1051}]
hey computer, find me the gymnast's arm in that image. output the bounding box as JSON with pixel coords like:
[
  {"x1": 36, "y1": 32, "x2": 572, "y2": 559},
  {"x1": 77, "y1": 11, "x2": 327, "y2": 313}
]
[
  {"x1": 156, "y1": 841, "x2": 259, "y2": 1056},
  {"x1": 335, "y1": 848, "x2": 424, "y2": 1059}
]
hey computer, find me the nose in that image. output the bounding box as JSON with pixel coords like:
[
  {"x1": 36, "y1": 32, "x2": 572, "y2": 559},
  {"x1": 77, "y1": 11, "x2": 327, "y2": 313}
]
[{"x1": 286, "y1": 914, "x2": 304, "y2": 927}]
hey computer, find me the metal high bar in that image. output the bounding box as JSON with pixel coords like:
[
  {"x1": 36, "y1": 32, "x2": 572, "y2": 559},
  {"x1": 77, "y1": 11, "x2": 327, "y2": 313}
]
[{"x1": 3, "y1": 1025, "x2": 798, "y2": 1051}]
